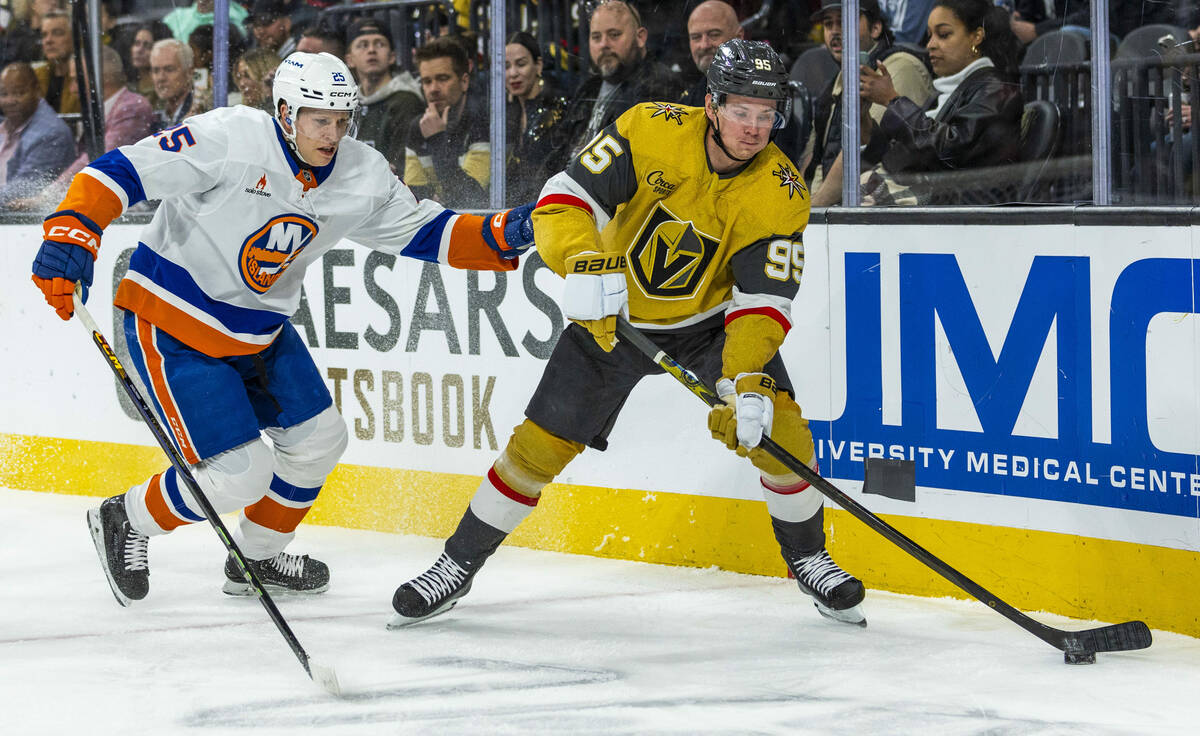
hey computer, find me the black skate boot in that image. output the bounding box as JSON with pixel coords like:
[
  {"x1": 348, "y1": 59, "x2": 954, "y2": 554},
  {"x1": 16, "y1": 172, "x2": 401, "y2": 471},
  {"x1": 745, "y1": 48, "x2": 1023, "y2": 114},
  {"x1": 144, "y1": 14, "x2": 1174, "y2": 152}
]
[
  {"x1": 222, "y1": 551, "x2": 330, "y2": 595},
  {"x1": 388, "y1": 552, "x2": 479, "y2": 628},
  {"x1": 389, "y1": 509, "x2": 508, "y2": 628},
  {"x1": 87, "y1": 494, "x2": 150, "y2": 606},
  {"x1": 784, "y1": 547, "x2": 867, "y2": 627}
]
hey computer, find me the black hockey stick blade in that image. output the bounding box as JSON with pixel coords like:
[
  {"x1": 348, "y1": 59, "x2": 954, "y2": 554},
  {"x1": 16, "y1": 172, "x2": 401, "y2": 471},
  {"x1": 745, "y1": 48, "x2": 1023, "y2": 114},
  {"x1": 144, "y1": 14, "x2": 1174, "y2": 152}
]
[
  {"x1": 72, "y1": 290, "x2": 342, "y2": 696},
  {"x1": 613, "y1": 317, "x2": 1153, "y2": 658}
]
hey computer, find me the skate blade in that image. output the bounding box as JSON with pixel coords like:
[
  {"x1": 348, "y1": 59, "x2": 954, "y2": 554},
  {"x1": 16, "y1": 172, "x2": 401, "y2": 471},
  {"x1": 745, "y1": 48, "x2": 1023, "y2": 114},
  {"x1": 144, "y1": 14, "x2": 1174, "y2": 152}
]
[
  {"x1": 221, "y1": 580, "x2": 330, "y2": 596},
  {"x1": 386, "y1": 599, "x2": 461, "y2": 630},
  {"x1": 87, "y1": 508, "x2": 132, "y2": 608},
  {"x1": 309, "y1": 660, "x2": 342, "y2": 697},
  {"x1": 814, "y1": 600, "x2": 867, "y2": 627}
]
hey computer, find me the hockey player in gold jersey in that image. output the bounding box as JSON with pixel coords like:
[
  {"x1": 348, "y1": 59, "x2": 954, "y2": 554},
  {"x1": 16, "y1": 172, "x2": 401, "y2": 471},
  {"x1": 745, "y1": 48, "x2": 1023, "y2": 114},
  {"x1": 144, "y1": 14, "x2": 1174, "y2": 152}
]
[{"x1": 391, "y1": 40, "x2": 867, "y2": 628}]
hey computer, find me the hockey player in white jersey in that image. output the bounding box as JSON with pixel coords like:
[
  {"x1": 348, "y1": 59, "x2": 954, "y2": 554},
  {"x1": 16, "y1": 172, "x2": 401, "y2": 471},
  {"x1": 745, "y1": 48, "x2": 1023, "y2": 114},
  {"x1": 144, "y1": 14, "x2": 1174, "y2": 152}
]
[{"x1": 30, "y1": 52, "x2": 536, "y2": 605}]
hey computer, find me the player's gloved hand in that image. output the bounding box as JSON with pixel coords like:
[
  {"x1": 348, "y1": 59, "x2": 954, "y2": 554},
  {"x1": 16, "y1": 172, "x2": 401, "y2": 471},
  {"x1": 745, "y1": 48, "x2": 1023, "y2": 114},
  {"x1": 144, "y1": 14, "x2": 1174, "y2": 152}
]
[
  {"x1": 562, "y1": 251, "x2": 628, "y2": 352},
  {"x1": 708, "y1": 372, "x2": 777, "y2": 455},
  {"x1": 31, "y1": 211, "x2": 102, "y2": 321},
  {"x1": 481, "y1": 202, "x2": 535, "y2": 260}
]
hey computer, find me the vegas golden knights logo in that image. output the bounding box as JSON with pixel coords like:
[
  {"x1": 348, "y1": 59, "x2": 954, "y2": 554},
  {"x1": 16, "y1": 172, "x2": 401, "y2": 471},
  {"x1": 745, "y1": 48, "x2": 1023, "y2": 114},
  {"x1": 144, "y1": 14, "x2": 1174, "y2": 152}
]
[{"x1": 629, "y1": 203, "x2": 719, "y2": 298}]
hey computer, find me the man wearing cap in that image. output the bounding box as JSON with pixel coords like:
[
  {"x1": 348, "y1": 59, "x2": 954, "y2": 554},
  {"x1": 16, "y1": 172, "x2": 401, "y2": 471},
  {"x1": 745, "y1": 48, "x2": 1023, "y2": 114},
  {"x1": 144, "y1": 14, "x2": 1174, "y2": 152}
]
[
  {"x1": 806, "y1": 0, "x2": 931, "y2": 206},
  {"x1": 248, "y1": 0, "x2": 299, "y2": 59},
  {"x1": 343, "y1": 17, "x2": 423, "y2": 172}
]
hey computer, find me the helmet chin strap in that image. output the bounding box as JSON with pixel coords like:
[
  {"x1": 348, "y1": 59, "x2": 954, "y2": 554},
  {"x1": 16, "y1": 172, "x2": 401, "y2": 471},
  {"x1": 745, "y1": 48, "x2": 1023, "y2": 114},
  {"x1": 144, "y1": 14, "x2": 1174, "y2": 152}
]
[
  {"x1": 709, "y1": 114, "x2": 753, "y2": 163},
  {"x1": 279, "y1": 108, "x2": 317, "y2": 167}
]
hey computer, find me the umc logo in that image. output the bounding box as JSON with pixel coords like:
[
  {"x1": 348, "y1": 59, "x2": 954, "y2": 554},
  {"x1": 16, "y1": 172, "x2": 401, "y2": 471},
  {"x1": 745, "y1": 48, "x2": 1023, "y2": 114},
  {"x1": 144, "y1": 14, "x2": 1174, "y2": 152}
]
[
  {"x1": 629, "y1": 203, "x2": 719, "y2": 298},
  {"x1": 238, "y1": 214, "x2": 318, "y2": 293}
]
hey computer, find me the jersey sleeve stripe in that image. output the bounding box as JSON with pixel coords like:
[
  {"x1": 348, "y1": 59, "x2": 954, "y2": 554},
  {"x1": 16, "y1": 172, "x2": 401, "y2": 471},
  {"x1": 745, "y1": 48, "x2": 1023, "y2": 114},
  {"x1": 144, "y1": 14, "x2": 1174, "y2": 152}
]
[
  {"x1": 84, "y1": 149, "x2": 147, "y2": 208},
  {"x1": 725, "y1": 306, "x2": 792, "y2": 332},
  {"x1": 400, "y1": 208, "x2": 455, "y2": 262},
  {"x1": 537, "y1": 171, "x2": 610, "y2": 230},
  {"x1": 59, "y1": 169, "x2": 127, "y2": 227},
  {"x1": 446, "y1": 214, "x2": 519, "y2": 271}
]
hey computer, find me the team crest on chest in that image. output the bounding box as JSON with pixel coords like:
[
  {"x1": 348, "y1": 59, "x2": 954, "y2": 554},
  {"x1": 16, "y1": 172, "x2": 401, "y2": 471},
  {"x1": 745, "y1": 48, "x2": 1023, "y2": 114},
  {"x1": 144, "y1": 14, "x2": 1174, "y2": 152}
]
[
  {"x1": 239, "y1": 214, "x2": 319, "y2": 293},
  {"x1": 629, "y1": 202, "x2": 719, "y2": 298},
  {"x1": 773, "y1": 163, "x2": 806, "y2": 199},
  {"x1": 646, "y1": 102, "x2": 688, "y2": 125}
]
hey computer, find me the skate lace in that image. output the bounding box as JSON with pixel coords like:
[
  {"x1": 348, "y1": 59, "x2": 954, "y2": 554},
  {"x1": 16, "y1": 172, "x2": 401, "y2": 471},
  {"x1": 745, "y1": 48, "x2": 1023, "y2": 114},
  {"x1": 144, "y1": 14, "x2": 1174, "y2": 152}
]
[
  {"x1": 793, "y1": 550, "x2": 852, "y2": 597},
  {"x1": 410, "y1": 553, "x2": 468, "y2": 605},
  {"x1": 123, "y1": 530, "x2": 149, "y2": 572},
  {"x1": 266, "y1": 552, "x2": 306, "y2": 577}
]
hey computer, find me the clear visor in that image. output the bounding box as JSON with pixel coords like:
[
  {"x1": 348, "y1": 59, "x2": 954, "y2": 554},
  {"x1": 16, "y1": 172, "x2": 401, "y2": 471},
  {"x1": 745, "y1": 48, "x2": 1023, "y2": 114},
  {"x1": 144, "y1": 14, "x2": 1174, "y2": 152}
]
[
  {"x1": 293, "y1": 107, "x2": 360, "y2": 143},
  {"x1": 716, "y1": 101, "x2": 786, "y2": 131}
]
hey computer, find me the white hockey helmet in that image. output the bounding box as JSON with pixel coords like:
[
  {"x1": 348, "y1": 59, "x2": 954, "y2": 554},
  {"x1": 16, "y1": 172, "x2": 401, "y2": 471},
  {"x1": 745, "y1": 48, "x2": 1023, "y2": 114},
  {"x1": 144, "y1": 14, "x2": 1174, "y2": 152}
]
[{"x1": 272, "y1": 52, "x2": 360, "y2": 154}]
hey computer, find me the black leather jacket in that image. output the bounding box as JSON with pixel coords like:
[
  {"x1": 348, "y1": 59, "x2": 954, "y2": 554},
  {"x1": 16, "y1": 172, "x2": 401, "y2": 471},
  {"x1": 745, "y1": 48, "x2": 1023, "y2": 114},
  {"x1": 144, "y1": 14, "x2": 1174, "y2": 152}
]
[
  {"x1": 865, "y1": 65, "x2": 1023, "y2": 174},
  {"x1": 559, "y1": 56, "x2": 679, "y2": 158},
  {"x1": 505, "y1": 79, "x2": 570, "y2": 205}
]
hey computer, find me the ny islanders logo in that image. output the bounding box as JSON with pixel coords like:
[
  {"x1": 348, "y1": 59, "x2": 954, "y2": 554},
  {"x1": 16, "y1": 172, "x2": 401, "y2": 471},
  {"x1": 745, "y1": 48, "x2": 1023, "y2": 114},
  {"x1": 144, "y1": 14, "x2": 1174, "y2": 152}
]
[{"x1": 239, "y1": 214, "x2": 318, "y2": 293}]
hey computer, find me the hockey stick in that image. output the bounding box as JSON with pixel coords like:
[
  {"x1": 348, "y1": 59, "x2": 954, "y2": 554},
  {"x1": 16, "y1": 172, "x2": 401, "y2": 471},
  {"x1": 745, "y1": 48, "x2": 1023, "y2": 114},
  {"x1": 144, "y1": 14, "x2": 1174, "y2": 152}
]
[
  {"x1": 72, "y1": 291, "x2": 342, "y2": 695},
  {"x1": 615, "y1": 317, "x2": 1152, "y2": 663}
]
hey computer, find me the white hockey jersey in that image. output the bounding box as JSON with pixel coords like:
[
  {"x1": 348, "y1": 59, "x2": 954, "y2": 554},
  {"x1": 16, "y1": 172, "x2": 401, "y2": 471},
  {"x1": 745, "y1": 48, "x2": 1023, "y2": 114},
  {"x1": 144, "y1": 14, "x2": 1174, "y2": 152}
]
[{"x1": 60, "y1": 105, "x2": 513, "y2": 357}]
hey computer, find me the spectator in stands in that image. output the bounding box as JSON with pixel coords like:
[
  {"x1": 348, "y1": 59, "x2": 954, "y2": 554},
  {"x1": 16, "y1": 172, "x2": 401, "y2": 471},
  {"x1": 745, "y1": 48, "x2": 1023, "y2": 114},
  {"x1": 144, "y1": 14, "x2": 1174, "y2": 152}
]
[
  {"x1": 680, "y1": 0, "x2": 743, "y2": 107},
  {"x1": 1, "y1": 2, "x2": 40, "y2": 67},
  {"x1": 807, "y1": 0, "x2": 933, "y2": 206},
  {"x1": 344, "y1": 18, "x2": 423, "y2": 172},
  {"x1": 505, "y1": 31, "x2": 569, "y2": 204},
  {"x1": 404, "y1": 37, "x2": 490, "y2": 207},
  {"x1": 233, "y1": 47, "x2": 278, "y2": 111},
  {"x1": 150, "y1": 39, "x2": 199, "y2": 130},
  {"x1": 162, "y1": 0, "x2": 248, "y2": 46},
  {"x1": 34, "y1": 8, "x2": 77, "y2": 114},
  {"x1": 15, "y1": 46, "x2": 154, "y2": 210},
  {"x1": 296, "y1": 22, "x2": 344, "y2": 59},
  {"x1": 856, "y1": 0, "x2": 1022, "y2": 204},
  {"x1": 1008, "y1": 1, "x2": 1181, "y2": 44},
  {"x1": 247, "y1": 0, "x2": 299, "y2": 60},
  {"x1": 0, "y1": 61, "x2": 74, "y2": 208},
  {"x1": 879, "y1": 0, "x2": 938, "y2": 45},
  {"x1": 559, "y1": 0, "x2": 678, "y2": 158},
  {"x1": 114, "y1": 21, "x2": 171, "y2": 106}
]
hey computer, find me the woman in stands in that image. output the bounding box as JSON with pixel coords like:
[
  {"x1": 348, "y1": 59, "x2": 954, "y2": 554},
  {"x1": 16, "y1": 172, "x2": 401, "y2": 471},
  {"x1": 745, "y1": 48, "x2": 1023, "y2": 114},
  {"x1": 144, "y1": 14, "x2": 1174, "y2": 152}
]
[
  {"x1": 503, "y1": 31, "x2": 569, "y2": 205},
  {"x1": 856, "y1": 0, "x2": 1023, "y2": 204},
  {"x1": 233, "y1": 48, "x2": 280, "y2": 112},
  {"x1": 114, "y1": 21, "x2": 172, "y2": 106}
]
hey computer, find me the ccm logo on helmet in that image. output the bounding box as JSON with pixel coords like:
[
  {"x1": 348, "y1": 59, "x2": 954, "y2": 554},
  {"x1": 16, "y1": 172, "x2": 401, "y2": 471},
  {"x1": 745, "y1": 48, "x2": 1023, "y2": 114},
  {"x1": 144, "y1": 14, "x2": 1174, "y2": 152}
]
[
  {"x1": 239, "y1": 214, "x2": 319, "y2": 294},
  {"x1": 329, "y1": 91, "x2": 354, "y2": 97},
  {"x1": 48, "y1": 225, "x2": 99, "y2": 250}
]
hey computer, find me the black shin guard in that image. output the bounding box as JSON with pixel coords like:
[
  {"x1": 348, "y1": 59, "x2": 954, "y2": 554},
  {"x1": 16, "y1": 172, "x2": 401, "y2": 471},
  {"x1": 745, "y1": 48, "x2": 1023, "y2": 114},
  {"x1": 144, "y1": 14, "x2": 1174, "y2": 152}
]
[
  {"x1": 444, "y1": 508, "x2": 509, "y2": 569},
  {"x1": 770, "y1": 505, "x2": 826, "y2": 557}
]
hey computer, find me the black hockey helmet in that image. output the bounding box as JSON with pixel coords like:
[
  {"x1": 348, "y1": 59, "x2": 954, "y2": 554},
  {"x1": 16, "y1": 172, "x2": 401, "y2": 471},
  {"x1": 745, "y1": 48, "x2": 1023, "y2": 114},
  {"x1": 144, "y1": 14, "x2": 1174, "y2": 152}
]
[{"x1": 706, "y1": 39, "x2": 792, "y2": 130}]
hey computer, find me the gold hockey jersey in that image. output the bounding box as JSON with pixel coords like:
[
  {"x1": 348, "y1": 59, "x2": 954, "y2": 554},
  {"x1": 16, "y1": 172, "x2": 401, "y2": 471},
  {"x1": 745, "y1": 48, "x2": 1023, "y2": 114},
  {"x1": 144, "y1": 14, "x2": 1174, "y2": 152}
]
[{"x1": 533, "y1": 100, "x2": 810, "y2": 334}]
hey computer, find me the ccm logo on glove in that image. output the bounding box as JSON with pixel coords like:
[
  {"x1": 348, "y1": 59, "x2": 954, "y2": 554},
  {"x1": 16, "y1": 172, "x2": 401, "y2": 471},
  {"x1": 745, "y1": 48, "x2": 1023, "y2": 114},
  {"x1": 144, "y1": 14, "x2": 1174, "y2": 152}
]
[
  {"x1": 571, "y1": 254, "x2": 626, "y2": 273},
  {"x1": 47, "y1": 224, "x2": 100, "y2": 251}
]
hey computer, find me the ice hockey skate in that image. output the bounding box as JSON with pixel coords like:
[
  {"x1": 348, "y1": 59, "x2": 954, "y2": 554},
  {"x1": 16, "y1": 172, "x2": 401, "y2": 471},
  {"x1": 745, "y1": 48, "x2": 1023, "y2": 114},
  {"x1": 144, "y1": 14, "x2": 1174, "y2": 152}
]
[
  {"x1": 784, "y1": 548, "x2": 867, "y2": 627},
  {"x1": 87, "y1": 494, "x2": 150, "y2": 606},
  {"x1": 222, "y1": 551, "x2": 330, "y2": 595},
  {"x1": 388, "y1": 552, "x2": 479, "y2": 628}
]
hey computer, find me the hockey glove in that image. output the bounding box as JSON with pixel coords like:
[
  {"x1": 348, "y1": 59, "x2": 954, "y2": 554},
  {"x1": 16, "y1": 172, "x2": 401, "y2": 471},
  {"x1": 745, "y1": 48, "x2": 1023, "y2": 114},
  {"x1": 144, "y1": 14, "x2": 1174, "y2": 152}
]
[
  {"x1": 709, "y1": 372, "x2": 777, "y2": 455},
  {"x1": 480, "y1": 202, "x2": 535, "y2": 260},
  {"x1": 562, "y1": 251, "x2": 628, "y2": 352},
  {"x1": 31, "y1": 211, "x2": 102, "y2": 320}
]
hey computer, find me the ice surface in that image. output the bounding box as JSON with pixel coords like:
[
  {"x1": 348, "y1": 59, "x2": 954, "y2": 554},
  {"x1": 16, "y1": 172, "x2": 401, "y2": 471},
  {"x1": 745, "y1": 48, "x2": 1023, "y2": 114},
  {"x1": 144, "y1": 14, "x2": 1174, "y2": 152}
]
[{"x1": 2, "y1": 489, "x2": 1196, "y2": 735}]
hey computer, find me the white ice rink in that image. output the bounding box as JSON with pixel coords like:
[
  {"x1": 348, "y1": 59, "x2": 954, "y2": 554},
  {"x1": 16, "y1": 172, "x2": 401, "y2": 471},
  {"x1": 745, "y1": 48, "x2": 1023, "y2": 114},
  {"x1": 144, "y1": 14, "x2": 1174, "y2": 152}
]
[{"x1": 3, "y1": 488, "x2": 1197, "y2": 735}]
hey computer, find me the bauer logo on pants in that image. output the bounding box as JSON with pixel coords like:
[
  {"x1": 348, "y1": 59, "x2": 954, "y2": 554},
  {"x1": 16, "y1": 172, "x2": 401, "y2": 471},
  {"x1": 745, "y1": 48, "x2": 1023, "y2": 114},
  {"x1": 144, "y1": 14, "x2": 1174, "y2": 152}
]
[{"x1": 239, "y1": 214, "x2": 319, "y2": 293}]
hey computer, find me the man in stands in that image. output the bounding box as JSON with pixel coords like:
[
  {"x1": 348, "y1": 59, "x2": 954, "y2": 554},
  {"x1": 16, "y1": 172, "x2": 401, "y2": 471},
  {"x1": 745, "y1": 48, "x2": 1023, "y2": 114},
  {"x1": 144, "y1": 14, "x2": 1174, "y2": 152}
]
[
  {"x1": 806, "y1": 0, "x2": 932, "y2": 206},
  {"x1": 559, "y1": 0, "x2": 677, "y2": 158},
  {"x1": 404, "y1": 37, "x2": 490, "y2": 208},
  {"x1": 343, "y1": 18, "x2": 422, "y2": 172},
  {"x1": 247, "y1": 0, "x2": 299, "y2": 59},
  {"x1": 150, "y1": 38, "x2": 199, "y2": 130},
  {"x1": 680, "y1": 0, "x2": 743, "y2": 106},
  {"x1": 33, "y1": 8, "x2": 77, "y2": 114},
  {"x1": 0, "y1": 61, "x2": 74, "y2": 207},
  {"x1": 162, "y1": 0, "x2": 248, "y2": 45},
  {"x1": 295, "y1": 21, "x2": 344, "y2": 59}
]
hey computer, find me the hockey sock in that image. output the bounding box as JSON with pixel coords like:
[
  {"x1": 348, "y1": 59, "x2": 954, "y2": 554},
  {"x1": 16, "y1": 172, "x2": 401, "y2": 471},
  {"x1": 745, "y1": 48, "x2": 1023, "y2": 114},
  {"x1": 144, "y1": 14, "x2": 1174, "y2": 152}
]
[
  {"x1": 447, "y1": 467, "x2": 540, "y2": 567},
  {"x1": 762, "y1": 473, "x2": 825, "y2": 555}
]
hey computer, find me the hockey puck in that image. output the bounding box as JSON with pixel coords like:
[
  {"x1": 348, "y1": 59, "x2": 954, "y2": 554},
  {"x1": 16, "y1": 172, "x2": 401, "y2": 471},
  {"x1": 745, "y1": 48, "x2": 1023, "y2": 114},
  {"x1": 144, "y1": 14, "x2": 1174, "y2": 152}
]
[{"x1": 1064, "y1": 650, "x2": 1096, "y2": 665}]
